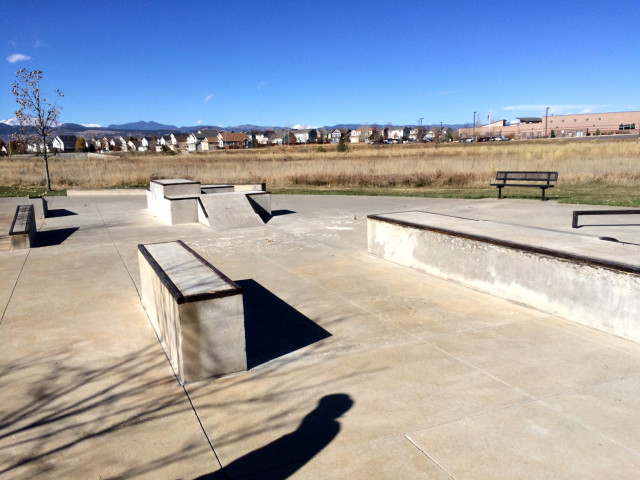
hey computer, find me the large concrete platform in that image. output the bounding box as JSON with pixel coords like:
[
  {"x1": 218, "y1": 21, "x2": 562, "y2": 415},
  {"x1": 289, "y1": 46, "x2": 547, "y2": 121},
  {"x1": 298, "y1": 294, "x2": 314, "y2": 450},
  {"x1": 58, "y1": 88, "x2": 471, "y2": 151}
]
[
  {"x1": 1, "y1": 194, "x2": 640, "y2": 479},
  {"x1": 368, "y1": 210, "x2": 640, "y2": 342}
]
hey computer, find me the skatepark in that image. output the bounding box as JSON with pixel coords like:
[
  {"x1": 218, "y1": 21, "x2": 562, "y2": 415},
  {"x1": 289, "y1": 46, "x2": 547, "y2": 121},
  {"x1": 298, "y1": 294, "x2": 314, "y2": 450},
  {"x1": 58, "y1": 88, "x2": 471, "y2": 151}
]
[{"x1": 1, "y1": 189, "x2": 640, "y2": 479}]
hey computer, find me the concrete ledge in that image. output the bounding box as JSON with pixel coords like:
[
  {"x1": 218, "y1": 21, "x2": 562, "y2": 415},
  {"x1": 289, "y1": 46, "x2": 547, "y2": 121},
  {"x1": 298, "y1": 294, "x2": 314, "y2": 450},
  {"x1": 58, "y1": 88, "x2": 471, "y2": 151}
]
[
  {"x1": 368, "y1": 211, "x2": 640, "y2": 343},
  {"x1": 28, "y1": 196, "x2": 49, "y2": 218},
  {"x1": 67, "y1": 189, "x2": 147, "y2": 196},
  {"x1": 138, "y1": 240, "x2": 246, "y2": 383},
  {"x1": 9, "y1": 204, "x2": 36, "y2": 250},
  {"x1": 201, "y1": 185, "x2": 234, "y2": 194}
]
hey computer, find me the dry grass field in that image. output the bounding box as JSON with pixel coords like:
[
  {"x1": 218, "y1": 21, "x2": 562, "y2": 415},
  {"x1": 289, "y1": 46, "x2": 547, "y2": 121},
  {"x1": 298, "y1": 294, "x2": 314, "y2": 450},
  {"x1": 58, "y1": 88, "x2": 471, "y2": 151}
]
[{"x1": 2, "y1": 138, "x2": 640, "y2": 205}]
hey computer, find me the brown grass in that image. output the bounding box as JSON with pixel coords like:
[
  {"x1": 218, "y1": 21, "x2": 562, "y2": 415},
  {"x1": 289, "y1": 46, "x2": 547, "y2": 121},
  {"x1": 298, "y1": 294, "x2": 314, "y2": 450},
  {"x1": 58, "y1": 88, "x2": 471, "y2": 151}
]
[{"x1": 1, "y1": 138, "x2": 640, "y2": 190}]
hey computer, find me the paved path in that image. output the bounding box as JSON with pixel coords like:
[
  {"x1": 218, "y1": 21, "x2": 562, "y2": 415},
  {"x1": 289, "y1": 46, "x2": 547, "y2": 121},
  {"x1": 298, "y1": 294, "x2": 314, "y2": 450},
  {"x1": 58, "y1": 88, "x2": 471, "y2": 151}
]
[{"x1": 1, "y1": 195, "x2": 640, "y2": 479}]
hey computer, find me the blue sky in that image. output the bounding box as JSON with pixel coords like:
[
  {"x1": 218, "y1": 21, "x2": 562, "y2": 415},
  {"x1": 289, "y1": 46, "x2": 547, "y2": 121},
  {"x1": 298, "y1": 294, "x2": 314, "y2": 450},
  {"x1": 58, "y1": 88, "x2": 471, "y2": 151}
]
[{"x1": 2, "y1": 1, "x2": 639, "y2": 128}]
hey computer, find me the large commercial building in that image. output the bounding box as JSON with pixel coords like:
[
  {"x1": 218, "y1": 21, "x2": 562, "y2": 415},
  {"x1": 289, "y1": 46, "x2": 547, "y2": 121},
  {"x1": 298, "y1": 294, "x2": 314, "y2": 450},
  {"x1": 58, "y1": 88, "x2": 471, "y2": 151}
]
[{"x1": 458, "y1": 111, "x2": 640, "y2": 140}]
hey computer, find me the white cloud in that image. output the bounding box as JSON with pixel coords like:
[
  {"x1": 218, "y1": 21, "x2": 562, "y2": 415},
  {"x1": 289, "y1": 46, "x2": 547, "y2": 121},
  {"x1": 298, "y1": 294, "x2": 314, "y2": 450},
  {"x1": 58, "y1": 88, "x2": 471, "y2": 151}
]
[
  {"x1": 257, "y1": 81, "x2": 266, "y2": 90},
  {"x1": 196, "y1": 120, "x2": 202, "y2": 125},
  {"x1": 7, "y1": 40, "x2": 17, "y2": 47},
  {"x1": 7, "y1": 53, "x2": 31, "y2": 63},
  {"x1": 34, "y1": 40, "x2": 49, "y2": 48},
  {"x1": 204, "y1": 94, "x2": 215, "y2": 103},
  {"x1": 439, "y1": 90, "x2": 455, "y2": 95}
]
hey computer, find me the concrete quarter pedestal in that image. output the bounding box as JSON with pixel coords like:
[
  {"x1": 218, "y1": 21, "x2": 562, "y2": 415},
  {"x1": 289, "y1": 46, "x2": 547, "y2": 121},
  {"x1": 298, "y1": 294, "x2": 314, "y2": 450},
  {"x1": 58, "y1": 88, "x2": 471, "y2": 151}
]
[
  {"x1": 147, "y1": 179, "x2": 201, "y2": 222},
  {"x1": 138, "y1": 240, "x2": 246, "y2": 383}
]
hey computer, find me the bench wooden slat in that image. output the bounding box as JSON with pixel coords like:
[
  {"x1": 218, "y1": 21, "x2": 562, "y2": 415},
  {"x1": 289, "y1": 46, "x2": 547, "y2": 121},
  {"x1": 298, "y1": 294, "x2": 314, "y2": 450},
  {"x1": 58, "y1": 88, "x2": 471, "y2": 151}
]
[{"x1": 492, "y1": 171, "x2": 558, "y2": 200}]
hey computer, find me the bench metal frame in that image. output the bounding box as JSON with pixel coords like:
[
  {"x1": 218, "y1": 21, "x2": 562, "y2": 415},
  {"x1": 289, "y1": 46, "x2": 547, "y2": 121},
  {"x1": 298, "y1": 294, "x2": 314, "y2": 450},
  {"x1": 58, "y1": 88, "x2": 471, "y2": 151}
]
[
  {"x1": 572, "y1": 209, "x2": 640, "y2": 228},
  {"x1": 490, "y1": 171, "x2": 558, "y2": 201}
]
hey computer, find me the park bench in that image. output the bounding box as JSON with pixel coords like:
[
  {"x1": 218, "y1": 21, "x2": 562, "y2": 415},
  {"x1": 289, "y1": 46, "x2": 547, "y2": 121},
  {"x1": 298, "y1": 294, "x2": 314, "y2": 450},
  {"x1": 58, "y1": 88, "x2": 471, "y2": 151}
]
[
  {"x1": 138, "y1": 240, "x2": 246, "y2": 383},
  {"x1": 491, "y1": 171, "x2": 558, "y2": 201},
  {"x1": 572, "y1": 209, "x2": 640, "y2": 228},
  {"x1": 9, "y1": 204, "x2": 37, "y2": 249}
]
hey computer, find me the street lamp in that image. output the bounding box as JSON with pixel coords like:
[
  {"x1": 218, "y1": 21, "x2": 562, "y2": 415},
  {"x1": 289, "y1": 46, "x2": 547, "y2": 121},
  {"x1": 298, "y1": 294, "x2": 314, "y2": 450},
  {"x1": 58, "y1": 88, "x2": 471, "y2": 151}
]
[
  {"x1": 545, "y1": 106, "x2": 549, "y2": 138},
  {"x1": 473, "y1": 111, "x2": 477, "y2": 141}
]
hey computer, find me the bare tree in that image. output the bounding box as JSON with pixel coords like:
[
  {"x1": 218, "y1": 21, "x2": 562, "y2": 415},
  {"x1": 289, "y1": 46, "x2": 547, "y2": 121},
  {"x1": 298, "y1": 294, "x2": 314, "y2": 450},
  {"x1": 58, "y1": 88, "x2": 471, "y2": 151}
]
[{"x1": 12, "y1": 68, "x2": 63, "y2": 191}]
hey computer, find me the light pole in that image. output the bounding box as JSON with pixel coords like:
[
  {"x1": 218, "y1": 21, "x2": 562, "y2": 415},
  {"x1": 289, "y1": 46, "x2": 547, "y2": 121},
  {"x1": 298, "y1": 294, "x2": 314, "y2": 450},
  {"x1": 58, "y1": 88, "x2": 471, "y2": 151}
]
[
  {"x1": 473, "y1": 111, "x2": 477, "y2": 141},
  {"x1": 545, "y1": 106, "x2": 549, "y2": 138}
]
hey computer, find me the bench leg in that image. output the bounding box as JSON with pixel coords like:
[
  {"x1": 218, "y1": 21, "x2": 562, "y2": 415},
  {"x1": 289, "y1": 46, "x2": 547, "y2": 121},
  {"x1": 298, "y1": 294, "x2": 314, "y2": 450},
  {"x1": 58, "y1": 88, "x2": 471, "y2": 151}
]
[
  {"x1": 497, "y1": 187, "x2": 503, "y2": 199},
  {"x1": 572, "y1": 211, "x2": 579, "y2": 228},
  {"x1": 541, "y1": 187, "x2": 546, "y2": 201}
]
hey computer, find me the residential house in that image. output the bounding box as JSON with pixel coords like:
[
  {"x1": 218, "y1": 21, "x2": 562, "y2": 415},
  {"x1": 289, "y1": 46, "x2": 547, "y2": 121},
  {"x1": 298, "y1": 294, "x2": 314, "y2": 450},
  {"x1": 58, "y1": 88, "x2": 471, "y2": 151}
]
[
  {"x1": 217, "y1": 132, "x2": 250, "y2": 148},
  {"x1": 330, "y1": 129, "x2": 350, "y2": 143},
  {"x1": 268, "y1": 130, "x2": 285, "y2": 145},
  {"x1": 254, "y1": 131, "x2": 271, "y2": 145},
  {"x1": 52, "y1": 135, "x2": 79, "y2": 152},
  {"x1": 292, "y1": 129, "x2": 317, "y2": 144},
  {"x1": 197, "y1": 128, "x2": 220, "y2": 137},
  {"x1": 27, "y1": 141, "x2": 51, "y2": 153},
  {"x1": 109, "y1": 136, "x2": 128, "y2": 152},
  {"x1": 127, "y1": 138, "x2": 138, "y2": 151},
  {"x1": 316, "y1": 128, "x2": 331, "y2": 144},
  {"x1": 196, "y1": 136, "x2": 218, "y2": 151},
  {"x1": 170, "y1": 133, "x2": 189, "y2": 152},
  {"x1": 186, "y1": 133, "x2": 199, "y2": 152},
  {"x1": 349, "y1": 127, "x2": 378, "y2": 143},
  {"x1": 139, "y1": 136, "x2": 155, "y2": 152},
  {"x1": 157, "y1": 135, "x2": 172, "y2": 151},
  {"x1": 387, "y1": 126, "x2": 411, "y2": 141}
]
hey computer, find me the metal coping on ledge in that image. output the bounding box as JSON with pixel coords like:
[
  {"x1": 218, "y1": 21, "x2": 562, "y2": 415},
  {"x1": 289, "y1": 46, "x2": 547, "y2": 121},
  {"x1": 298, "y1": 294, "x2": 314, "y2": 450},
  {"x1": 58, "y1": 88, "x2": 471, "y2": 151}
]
[
  {"x1": 150, "y1": 179, "x2": 200, "y2": 185},
  {"x1": 138, "y1": 239, "x2": 242, "y2": 304},
  {"x1": 367, "y1": 213, "x2": 640, "y2": 276},
  {"x1": 9, "y1": 204, "x2": 34, "y2": 236}
]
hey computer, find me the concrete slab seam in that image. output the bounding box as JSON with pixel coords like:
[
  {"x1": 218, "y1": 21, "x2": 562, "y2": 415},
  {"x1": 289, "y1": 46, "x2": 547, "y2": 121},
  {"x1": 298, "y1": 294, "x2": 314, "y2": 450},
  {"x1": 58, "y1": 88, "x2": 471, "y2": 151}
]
[
  {"x1": 257, "y1": 248, "x2": 539, "y2": 403},
  {"x1": 404, "y1": 434, "x2": 456, "y2": 479},
  {"x1": 538, "y1": 395, "x2": 640, "y2": 458},
  {"x1": 530, "y1": 318, "x2": 640, "y2": 361},
  {"x1": 0, "y1": 249, "x2": 30, "y2": 326},
  {"x1": 181, "y1": 385, "x2": 226, "y2": 475},
  {"x1": 96, "y1": 205, "x2": 142, "y2": 299}
]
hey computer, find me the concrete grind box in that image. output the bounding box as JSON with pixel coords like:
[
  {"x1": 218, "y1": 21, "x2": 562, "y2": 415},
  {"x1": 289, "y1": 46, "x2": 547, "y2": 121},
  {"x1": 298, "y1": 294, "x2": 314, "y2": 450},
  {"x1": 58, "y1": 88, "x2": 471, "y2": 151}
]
[
  {"x1": 138, "y1": 240, "x2": 246, "y2": 383},
  {"x1": 368, "y1": 213, "x2": 640, "y2": 343}
]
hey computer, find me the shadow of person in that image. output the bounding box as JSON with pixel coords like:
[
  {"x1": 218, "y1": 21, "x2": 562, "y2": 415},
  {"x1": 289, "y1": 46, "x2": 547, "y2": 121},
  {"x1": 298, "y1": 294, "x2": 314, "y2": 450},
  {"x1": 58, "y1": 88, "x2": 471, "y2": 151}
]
[{"x1": 195, "y1": 393, "x2": 354, "y2": 480}]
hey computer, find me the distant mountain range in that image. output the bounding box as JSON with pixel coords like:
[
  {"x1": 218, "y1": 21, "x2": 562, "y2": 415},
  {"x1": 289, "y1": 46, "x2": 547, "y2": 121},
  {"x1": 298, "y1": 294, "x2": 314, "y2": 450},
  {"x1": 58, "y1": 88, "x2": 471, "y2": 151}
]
[
  {"x1": 106, "y1": 120, "x2": 178, "y2": 131},
  {"x1": 0, "y1": 118, "x2": 469, "y2": 141}
]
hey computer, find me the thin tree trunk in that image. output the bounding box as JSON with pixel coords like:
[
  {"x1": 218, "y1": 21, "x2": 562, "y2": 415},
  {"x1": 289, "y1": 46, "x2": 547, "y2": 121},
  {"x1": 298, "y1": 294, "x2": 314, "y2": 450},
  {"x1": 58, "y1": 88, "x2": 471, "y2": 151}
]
[{"x1": 43, "y1": 153, "x2": 52, "y2": 191}]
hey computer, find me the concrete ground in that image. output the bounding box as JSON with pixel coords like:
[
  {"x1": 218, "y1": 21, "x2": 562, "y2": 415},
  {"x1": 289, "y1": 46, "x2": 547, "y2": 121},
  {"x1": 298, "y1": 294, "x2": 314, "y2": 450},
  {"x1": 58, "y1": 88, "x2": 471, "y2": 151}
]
[{"x1": 1, "y1": 193, "x2": 640, "y2": 479}]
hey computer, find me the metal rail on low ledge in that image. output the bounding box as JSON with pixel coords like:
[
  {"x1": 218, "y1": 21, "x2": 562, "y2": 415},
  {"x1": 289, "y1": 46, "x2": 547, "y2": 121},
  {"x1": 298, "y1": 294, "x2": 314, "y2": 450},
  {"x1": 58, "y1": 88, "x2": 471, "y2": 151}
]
[{"x1": 572, "y1": 209, "x2": 640, "y2": 228}]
